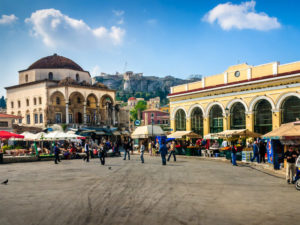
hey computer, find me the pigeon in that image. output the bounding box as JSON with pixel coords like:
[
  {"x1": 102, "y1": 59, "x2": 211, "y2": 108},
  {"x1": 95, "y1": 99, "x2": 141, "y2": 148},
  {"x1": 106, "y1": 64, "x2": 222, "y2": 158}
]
[
  {"x1": 108, "y1": 167, "x2": 112, "y2": 170},
  {"x1": 2, "y1": 179, "x2": 8, "y2": 185}
]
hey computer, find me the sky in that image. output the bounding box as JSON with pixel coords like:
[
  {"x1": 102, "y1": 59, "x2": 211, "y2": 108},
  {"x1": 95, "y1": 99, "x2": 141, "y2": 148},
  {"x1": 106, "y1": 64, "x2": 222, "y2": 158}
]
[{"x1": 1, "y1": 0, "x2": 300, "y2": 96}]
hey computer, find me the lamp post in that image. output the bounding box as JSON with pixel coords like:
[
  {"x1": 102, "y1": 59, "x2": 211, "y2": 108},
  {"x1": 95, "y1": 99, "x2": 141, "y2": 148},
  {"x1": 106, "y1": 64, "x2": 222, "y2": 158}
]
[
  {"x1": 151, "y1": 113, "x2": 154, "y2": 140},
  {"x1": 225, "y1": 107, "x2": 230, "y2": 131}
]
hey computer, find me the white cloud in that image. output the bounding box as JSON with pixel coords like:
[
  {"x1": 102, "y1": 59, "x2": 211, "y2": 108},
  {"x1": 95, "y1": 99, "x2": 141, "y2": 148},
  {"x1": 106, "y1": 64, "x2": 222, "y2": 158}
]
[
  {"x1": 146, "y1": 19, "x2": 157, "y2": 26},
  {"x1": 203, "y1": 1, "x2": 281, "y2": 31},
  {"x1": 0, "y1": 14, "x2": 18, "y2": 25},
  {"x1": 117, "y1": 18, "x2": 124, "y2": 25},
  {"x1": 113, "y1": 10, "x2": 124, "y2": 17},
  {"x1": 25, "y1": 8, "x2": 125, "y2": 48},
  {"x1": 91, "y1": 65, "x2": 101, "y2": 76}
]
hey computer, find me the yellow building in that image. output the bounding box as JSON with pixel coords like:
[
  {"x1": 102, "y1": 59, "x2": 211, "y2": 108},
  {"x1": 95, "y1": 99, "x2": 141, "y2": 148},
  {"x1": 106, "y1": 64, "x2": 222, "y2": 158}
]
[{"x1": 168, "y1": 61, "x2": 300, "y2": 136}]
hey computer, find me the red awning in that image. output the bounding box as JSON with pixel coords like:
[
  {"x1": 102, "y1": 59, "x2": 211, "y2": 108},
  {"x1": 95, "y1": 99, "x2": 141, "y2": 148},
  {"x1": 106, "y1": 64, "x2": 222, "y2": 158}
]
[{"x1": 0, "y1": 131, "x2": 24, "y2": 139}]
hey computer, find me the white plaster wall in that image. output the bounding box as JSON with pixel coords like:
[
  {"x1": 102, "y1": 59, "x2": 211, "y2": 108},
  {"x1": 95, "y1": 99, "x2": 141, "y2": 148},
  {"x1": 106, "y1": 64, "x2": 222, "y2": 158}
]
[{"x1": 19, "y1": 69, "x2": 91, "y2": 85}]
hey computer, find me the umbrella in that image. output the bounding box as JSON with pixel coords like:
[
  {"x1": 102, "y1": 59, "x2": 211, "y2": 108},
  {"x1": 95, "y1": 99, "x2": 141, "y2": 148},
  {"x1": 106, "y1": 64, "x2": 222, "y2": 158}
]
[
  {"x1": 167, "y1": 131, "x2": 201, "y2": 139},
  {"x1": 0, "y1": 131, "x2": 24, "y2": 139},
  {"x1": 263, "y1": 121, "x2": 300, "y2": 139}
]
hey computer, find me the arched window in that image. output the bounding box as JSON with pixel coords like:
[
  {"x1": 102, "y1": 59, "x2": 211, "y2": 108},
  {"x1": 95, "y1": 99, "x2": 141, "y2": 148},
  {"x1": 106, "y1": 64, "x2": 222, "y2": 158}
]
[
  {"x1": 76, "y1": 73, "x2": 80, "y2": 82},
  {"x1": 25, "y1": 74, "x2": 28, "y2": 82},
  {"x1": 87, "y1": 100, "x2": 90, "y2": 107},
  {"x1": 175, "y1": 109, "x2": 186, "y2": 131},
  {"x1": 230, "y1": 102, "x2": 246, "y2": 129},
  {"x1": 254, "y1": 100, "x2": 272, "y2": 134},
  {"x1": 33, "y1": 98, "x2": 37, "y2": 105},
  {"x1": 209, "y1": 105, "x2": 223, "y2": 133},
  {"x1": 48, "y1": 72, "x2": 53, "y2": 80},
  {"x1": 281, "y1": 96, "x2": 300, "y2": 124},
  {"x1": 77, "y1": 97, "x2": 81, "y2": 104},
  {"x1": 26, "y1": 99, "x2": 29, "y2": 106},
  {"x1": 39, "y1": 97, "x2": 42, "y2": 104},
  {"x1": 56, "y1": 97, "x2": 60, "y2": 105},
  {"x1": 191, "y1": 107, "x2": 203, "y2": 135}
]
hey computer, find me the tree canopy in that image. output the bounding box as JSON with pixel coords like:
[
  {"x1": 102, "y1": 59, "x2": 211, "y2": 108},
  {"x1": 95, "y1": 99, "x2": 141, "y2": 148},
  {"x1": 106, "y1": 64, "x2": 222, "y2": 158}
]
[{"x1": 130, "y1": 100, "x2": 147, "y2": 121}]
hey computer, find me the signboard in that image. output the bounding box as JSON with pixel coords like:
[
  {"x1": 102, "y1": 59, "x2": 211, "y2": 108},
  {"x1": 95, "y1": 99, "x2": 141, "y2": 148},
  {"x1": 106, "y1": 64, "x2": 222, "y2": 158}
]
[{"x1": 134, "y1": 120, "x2": 141, "y2": 126}]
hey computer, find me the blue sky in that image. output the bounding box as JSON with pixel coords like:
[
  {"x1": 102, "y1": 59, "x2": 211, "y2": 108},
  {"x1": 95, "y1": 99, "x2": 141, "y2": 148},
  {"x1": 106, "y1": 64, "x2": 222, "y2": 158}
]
[{"x1": 1, "y1": 0, "x2": 300, "y2": 96}]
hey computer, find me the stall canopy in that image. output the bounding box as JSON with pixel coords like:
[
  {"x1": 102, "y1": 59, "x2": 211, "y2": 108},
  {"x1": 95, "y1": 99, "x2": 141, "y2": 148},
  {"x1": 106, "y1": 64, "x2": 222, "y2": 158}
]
[
  {"x1": 0, "y1": 131, "x2": 24, "y2": 139},
  {"x1": 203, "y1": 133, "x2": 218, "y2": 140},
  {"x1": 216, "y1": 129, "x2": 261, "y2": 138},
  {"x1": 44, "y1": 131, "x2": 85, "y2": 140},
  {"x1": 167, "y1": 131, "x2": 200, "y2": 139},
  {"x1": 263, "y1": 121, "x2": 300, "y2": 140},
  {"x1": 131, "y1": 125, "x2": 165, "y2": 138}
]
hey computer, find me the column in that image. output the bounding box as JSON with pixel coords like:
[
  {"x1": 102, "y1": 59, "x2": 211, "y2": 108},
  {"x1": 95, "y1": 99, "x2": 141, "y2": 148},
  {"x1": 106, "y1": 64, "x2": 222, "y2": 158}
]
[
  {"x1": 96, "y1": 103, "x2": 100, "y2": 125},
  {"x1": 222, "y1": 114, "x2": 230, "y2": 131},
  {"x1": 272, "y1": 110, "x2": 281, "y2": 130},
  {"x1": 83, "y1": 102, "x2": 87, "y2": 125},
  {"x1": 170, "y1": 118, "x2": 176, "y2": 133},
  {"x1": 65, "y1": 102, "x2": 69, "y2": 124},
  {"x1": 246, "y1": 111, "x2": 254, "y2": 132},
  {"x1": 186, "y1": 117, "x2": 192, "y2": 131},
  {"x1": 113, "y1": 106, "x2": 116, "y2": 126},
  {"x1": 203, "y1": 116, "x2": 210, "y2": 136}
]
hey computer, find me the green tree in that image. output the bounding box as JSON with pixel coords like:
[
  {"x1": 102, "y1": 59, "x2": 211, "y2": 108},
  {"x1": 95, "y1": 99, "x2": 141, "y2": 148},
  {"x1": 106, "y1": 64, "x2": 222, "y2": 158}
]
[
  {"x1": 130, "y1": 100, "x2": 147, "y2": 121},
  {"x1": 0, "y1": 96, "x2": 6, "y2": 108}
]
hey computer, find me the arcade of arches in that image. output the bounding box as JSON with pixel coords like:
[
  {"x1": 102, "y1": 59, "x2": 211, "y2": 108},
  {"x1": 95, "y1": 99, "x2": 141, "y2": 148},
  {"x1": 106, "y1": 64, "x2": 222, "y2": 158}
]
[
  {"x1": 171, "y1": 94, "x2": 300, "y2": 136},
  {"x1": 48, "y1": 91, "x2": 116, "y2": 126}
]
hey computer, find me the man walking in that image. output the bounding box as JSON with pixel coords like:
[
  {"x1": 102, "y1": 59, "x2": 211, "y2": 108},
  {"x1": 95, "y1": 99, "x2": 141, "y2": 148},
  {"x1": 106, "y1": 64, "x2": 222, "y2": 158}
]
[
  {"x1": 167, "y1": 141, "x2": 176, "y2": 162},
  {"x1": 54, "y1": 143, "x2": 60, "y2": 164},
  {"x1": 159, "y1": 140, "x2": 168, "y2": 166},
  {"x1": 98, "y1": 143, "x2": 106, "y2": 165},
  {"x1": 251, "y1": 141, "x2": 260, "y2": 163},
  {"x1": 123, "y1": 140, "x2": 130, "y2": 160},
  {"x1": 140, "y1": 141, "x2": 145, "y2": 163},
  {"x1": 84, "y1": 141, "x2": 90, "y2": 162},
  {"x1": 284, "y1": 147, "x2": 299, "y2": 184},
  {"x1": 259, "y1": 141, "x2": 266, "y2": 163},
  {"x1": 231, "y1": 144, "x2": 237, "y2": 166}
]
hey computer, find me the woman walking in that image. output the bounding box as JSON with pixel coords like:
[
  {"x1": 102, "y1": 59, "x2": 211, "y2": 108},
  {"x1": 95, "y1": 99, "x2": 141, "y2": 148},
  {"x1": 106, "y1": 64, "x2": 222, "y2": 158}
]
[
  {"x1": 140, "y1": 141, "x2": 145, "y2": 163},
  {"x1": 98, "y1": 143, "x2": 106, "y2": 165}
]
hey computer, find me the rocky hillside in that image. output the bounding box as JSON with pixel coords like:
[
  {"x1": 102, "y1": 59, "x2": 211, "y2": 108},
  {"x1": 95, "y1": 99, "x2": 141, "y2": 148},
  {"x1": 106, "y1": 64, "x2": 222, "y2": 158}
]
[{"x1": 93, "y1": 74, "x2": 201, "y2": 105}]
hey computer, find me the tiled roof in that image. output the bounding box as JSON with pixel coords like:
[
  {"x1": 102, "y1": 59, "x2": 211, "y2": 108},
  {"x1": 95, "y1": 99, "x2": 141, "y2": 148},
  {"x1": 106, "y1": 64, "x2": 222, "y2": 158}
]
[{"x1": 0, "y1": 113, "x2": 21, "y2": 119}]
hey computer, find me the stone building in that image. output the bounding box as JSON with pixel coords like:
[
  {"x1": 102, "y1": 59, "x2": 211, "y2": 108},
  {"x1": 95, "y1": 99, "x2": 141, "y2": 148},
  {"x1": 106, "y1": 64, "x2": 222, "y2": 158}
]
[
  {"x1": 5, "y1": 54, "x2": 119, "y2": 129},
  {"x1": 147, "y1": 97, "x2": 160, "y2": 109},
  {"x1": 168, "y1": 60, "x2": 300, "y2": 136}
]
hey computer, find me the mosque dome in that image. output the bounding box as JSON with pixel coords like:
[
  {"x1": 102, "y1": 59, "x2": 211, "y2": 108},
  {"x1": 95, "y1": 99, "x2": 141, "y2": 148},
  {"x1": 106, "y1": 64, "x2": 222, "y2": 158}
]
[{"x1": 27, "y1": 54, "x2": 84, "y2": 71}]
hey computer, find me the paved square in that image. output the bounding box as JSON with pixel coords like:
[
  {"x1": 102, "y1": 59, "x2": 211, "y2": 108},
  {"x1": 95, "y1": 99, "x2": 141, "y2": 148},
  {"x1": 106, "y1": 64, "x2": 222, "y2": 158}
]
[{"x1": 0, "y1": 156, "x2": 299, "y2": 225}]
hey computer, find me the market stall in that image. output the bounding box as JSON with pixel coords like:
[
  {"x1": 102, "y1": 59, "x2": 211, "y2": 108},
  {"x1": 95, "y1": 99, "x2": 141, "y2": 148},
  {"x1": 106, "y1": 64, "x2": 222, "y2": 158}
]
[
  {"x1": 263, "y1": 121, "x2": 300, "y2": 170},
  {"x1": 167, "y1": 131, "x2": 201, "y2": 155},
  {"x1": 215, "y1": 129, "x2": 261, "y2": 160}
]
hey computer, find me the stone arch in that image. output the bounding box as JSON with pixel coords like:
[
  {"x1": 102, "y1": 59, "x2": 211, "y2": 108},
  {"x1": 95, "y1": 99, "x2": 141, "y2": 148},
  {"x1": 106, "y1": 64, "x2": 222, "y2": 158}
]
[
  {"x1": 205, "y1": 102, "x2": 225, "y2": 117},
  {"x1": 100, "y1": 94, "x2": 114, "y2": 108},
  {"x1": 86, "y1": 93, "x2": 98, "y2": 107},
  {"x1": 226, "y1": 99, "x2": 249, "y2": 112},
  {"x1": 187, "y1": 104, "x2": 205, "y2": 118},
  {"x1": 275, "y1": 92, "x2": 300, "y2": 111},
  {"x1": 50, "y1": 91, "x2": 66, "y2": 106},
  {"x1": 171, "y1": 106, "x2": 187, "y2": 120},
  {"x1": 249, "y1": 96, "x2": 275, "y2": 112},
  {"x1": 69, "y1": 91, "x2": 85, "y2": 105}
]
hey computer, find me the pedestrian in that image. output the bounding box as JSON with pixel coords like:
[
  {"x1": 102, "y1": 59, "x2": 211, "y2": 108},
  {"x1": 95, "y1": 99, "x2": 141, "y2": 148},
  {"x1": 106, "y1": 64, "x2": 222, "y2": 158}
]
[
  {"x1": 284, "y1": 147, "x2": 299, "y2": 184},
  {"x1": 54, "y1": 143, "x2": 60, "y2": 164},
  {"x1": 84, "y1": 141, "x2": 90, "y2": 162},
  {"x1": 140, "y1": 141, "x2": 145, "y2": 163},
  {"x1": 231, "y1": 144, "x2": 237, "y2": 166},
  {"x1": 123, "y1": 140, "x2": 130, "y2": 160},
  {"x1": 98, "y1": 143, "x2": 106, "y2": 165},
  {"x1": 167, "y1": 141, "x2": 176, "y2": 162},
  {"x1": 148, "y1": 141, "x2": 152, "y2": 156},
  {"x1": 259, "y1": 141, "x2": 266, "y2": 163},
  {"x1": 251, "y1": 141, "x2": 260, "y2": 163},
  {"x1": 159, "y1": 140, "x2": 168, "y2": 165}
]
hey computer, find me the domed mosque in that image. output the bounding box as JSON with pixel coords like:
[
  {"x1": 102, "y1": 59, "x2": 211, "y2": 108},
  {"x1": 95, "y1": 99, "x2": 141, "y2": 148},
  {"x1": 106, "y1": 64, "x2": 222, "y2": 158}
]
[{"x1": 5, "y1": 54, "x2": 119, "y2": 129}]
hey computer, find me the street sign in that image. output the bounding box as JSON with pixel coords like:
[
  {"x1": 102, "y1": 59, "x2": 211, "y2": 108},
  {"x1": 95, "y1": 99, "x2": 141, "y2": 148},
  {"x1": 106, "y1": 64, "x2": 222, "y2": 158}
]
[{"x1": 135, "y1": 120, "x2": 141, "y2": 126}]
